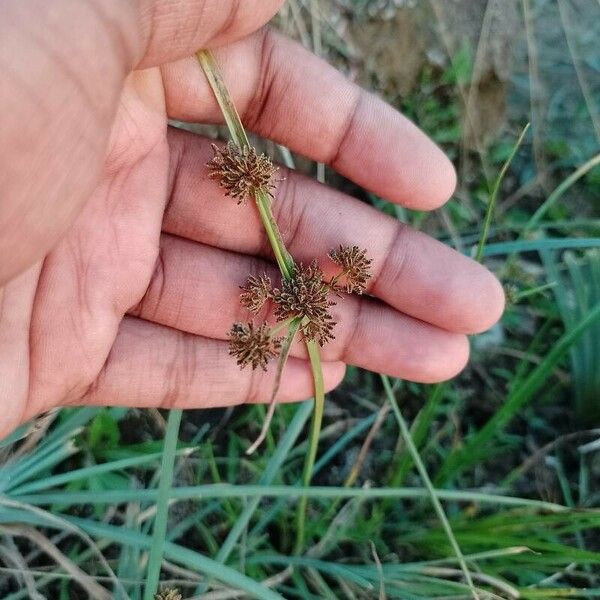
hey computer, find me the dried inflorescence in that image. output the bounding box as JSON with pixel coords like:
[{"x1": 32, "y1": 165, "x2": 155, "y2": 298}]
[
  {"x1": 228, "y1": 322, "x2": 282, "y2": 371},
  {"x1": 155, "y1": 590, "x2": 182, "y2": 600},
  {"x1": 503, "y1": 283, "x2": 519, "y2": 306},
  {"x1": 329, "y1": 245, "x2": 373, "y2": 294},
  {"x1": 207, "y1": 142, "x2": 278, "y2": 203},
  {"x1": 230, "y1": 247, "x2": 373, "y2": 362},
  {"x1": 271, "y1": 262, "x2": 336, "y2": 346},
  {"x1": 207, "y1": 142, "x2": 372, "y2": 368},
  {"x1": 240, "y1": 274, "x2": 273, "y2": 314}
]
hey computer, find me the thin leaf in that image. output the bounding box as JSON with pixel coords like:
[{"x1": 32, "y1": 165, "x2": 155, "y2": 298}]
[
  {"x1": 247, "y1": 318, "x2": 302, "y2": 455},
  {"x1": 143, "y1": 409, "x2": 182, "y2": 600}
]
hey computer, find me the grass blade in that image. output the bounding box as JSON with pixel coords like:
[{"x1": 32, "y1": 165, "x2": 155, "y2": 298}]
[
  {"x1": 475, "y1": 123, "x2": 530, "y2": 262},
  {"x1": 66, "y1": 516, "x2": 286, "y2": 600},
  {"x1": 143, "y1": 409, "x2": 182, "y2": 600},
  {"x1": 7, "y1": 484, "x2": 569, "y2": 510},
  {"x1": 294, "y1": 339, "x2": 325, "y2": 554},
  {"x1": 192, "y1": 401, "x2": 314, "y2": 596},
  {"x1": 523, "y1": 152, "x2": 600, "y2": 237},
  {"x1": 483, "y1": 237, "x2": 600, "y2": 256}
]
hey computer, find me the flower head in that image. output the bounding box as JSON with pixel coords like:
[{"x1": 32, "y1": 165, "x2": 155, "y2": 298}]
[
  {"x1": 240, "y1": 274, "x2": 273, "y2": 314},
  {"x1": 228, "y1": 322, "x2": 282, "y2": 370},
  {"x1": 207, "y1": 142, "x2": 278, "y2": 203},
  {"x1": 271, "y1": 262, "x2": 336, "y2": 346},
  {"x1": 328, "y1": 245, "x2": 372, "y2": 294},
  {"x1": 155, "y1": 590, "x2": 182, "y2": 600},
  {"x1": 503, "y1": 283, "x2": 519, "y2": 306}
]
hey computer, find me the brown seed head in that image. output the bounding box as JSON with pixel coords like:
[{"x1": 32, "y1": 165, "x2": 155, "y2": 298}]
[
  {"x1": 271, "y1": 261, "x2": 336, "y2": 346},
  {"x1": 155, "y1": 590, "x2": 182, "y2": 600},
  {"x1": 503, "y1": 283, "x2": 519, "y2": 306},
  {"x1": 240, "y1": 275, "x2": 273, "y2": 314},
  {"x1": 329, "y1": 245, "x2": 372, "y2": 294},
  {"x1": 228, "y1": 322, "x2": 282, "y2": 371},
  {"x1": 207, "y1": 142, "x2": 278, "y2": 203}
]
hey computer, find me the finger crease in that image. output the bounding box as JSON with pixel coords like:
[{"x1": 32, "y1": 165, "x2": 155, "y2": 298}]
[
  {"x1": 328, "y1": 89, "x2": 363, "y2": 170},
  {"x1": 275, "y1": 175, "x2": 307, "y2": 257},
  {"x1": 218, "y1": 0, "x2": 241, "y2": 39},
  {"x1": 339, "y1": 297, "x2": 365, "y2": 362},
  {"x1": 130, "y1": 245, "x2": 166, "y2": 320},
  {"x1": 244, "y1": 28, "x2": 279, "y2": 134},
  {"x1": 370, "y1": 223, "x2": 408, "y2": 298}
]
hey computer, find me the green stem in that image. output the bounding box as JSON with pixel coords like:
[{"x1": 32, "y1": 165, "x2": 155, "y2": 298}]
[
  {"x1": 196, "y1": 51, "x2": 250, "y2": 149},
  {"x1": 255, "y1": 189, "x2": 294, "y2": 279},
  {"x1": 144, "y1": 409, "x2": 182, "y2": 600},
  {"x1": 196, "y1": 50, "x2": 294, "y2": 280},
  {"x1": 475, "y1": 123, "x2": 530, "y2": 262},
  {"x1": 270, "y1": 316, "x2": 299, "y2": 336},
  {"x1": 294, "y1": 339, "x2": 325, "y2": 555},
  {"x1": 513, "y1": 281, "x2": 557, "y2": 303},
  {"x1": 247, "y1": 318, "x2": 302, "y2": 455},
  {"x1": 388, "y1": 382, "x2": 445, "y2": 488}
]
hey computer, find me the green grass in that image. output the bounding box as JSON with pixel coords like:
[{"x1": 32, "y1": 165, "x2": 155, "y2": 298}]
[{"x1": 1, "y1": 2, "x2": 599, "y2": 598}]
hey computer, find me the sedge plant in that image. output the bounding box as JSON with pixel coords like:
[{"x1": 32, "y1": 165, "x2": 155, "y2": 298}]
[{"x1": 196, "y1": 50, "x2": 373, "y2": 556}]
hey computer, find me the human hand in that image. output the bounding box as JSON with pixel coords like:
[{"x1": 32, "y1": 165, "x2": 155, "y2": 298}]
[{"x1": 0, "y1": 0, "x2": 504, "y2": 438}]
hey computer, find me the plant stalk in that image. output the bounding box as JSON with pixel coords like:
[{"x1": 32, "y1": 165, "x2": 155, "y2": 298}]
[
  {"x1": 294, "y1": 339, "x2": 325, "y2": 554},
  {"x1": 196, "y1": 50, "x2": 294, "y2": 279},
  {"x1": 197, "y1": 49, "x2": 326, "y2": 554}
]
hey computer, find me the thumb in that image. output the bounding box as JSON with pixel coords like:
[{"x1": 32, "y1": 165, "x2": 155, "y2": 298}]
[{"x1": 0, "y1": 0, "x2": 283, "y2": 285}]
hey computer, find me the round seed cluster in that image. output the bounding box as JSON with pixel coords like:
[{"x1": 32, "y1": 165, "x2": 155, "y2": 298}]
[
  {"x1": 228, "y1": 322, "x2": 282, "y2": 371},
  {"x1": 207, "y1": 142, "x2": 278, "y2": 203},
  {"x1": 154, "y1": 590, "x2": 182, "y2": 600},
  {"x1": 328, "y1": 245, "x2": 373, "y2": 294},
  {"x1": 240, "y1": 274, "x2": 273, "y2": 314},
  {"x1": 271, "y1": 262, "x2": 336, "y2": 346}
]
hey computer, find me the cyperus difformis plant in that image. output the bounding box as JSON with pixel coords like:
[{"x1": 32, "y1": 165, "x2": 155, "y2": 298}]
[
  {"x1": 209, "y1": 143, "x2": 372, "y2": 451},
  {"x1": 207, "y1": 138, "x2": 372, "y2": 423},
  {"x1": 197, "y1": 49, "x2": 372, "y2": 553}
]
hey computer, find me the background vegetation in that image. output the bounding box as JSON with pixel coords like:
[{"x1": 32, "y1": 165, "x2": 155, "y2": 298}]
[{"x1": 1, "y1": 0, "x2": 599, "y2": 598}]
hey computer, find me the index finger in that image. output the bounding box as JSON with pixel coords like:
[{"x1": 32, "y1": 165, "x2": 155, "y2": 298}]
[{"x1": 161, "y1": 28, "x2": 457, "y2": 210}]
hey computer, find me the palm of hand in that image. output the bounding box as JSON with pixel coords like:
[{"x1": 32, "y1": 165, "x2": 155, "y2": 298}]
[{"x1": 4, "y1": 70, "x2": 168, "y2": 431}]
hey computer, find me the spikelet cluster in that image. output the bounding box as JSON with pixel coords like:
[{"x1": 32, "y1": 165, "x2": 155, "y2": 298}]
[
  {"x1": 329, "y1": 245, "x2": 373, "y2": 294},
  {"x1": 228, "y1": 322, "x2": 282, "y2": 371},
  {"x1": 206, "y1": 143, "x2": 372, "y2": 369},
  {"x1": 271, "y1": 262, "x2": 336, "y2": 346},
  {"x1": 207, "y1": 142, "x2": 278, "y2": 203},
  {"x1": 230, "y1": 246, "x2": 373, "y2": 365},
  {"x1": 240, "y1": 275, "x2": 273, "y2": 314}
]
